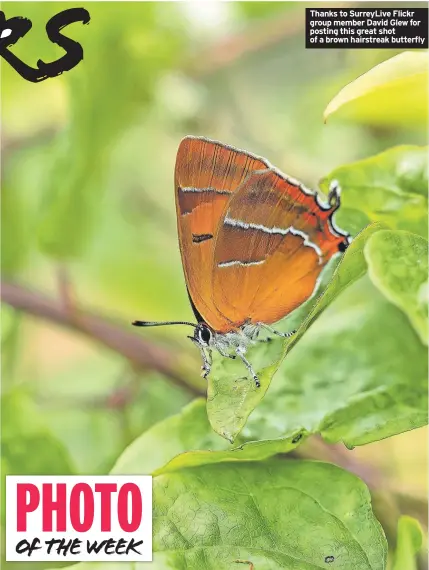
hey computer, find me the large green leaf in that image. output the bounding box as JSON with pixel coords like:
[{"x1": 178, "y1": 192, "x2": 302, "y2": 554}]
[
  {"x1": 111, "y1": 399, "x2": 307, "y2": 476},
  {"x1": 323, "y1": 52, "x2": 428, "y2": 128},
  {"x1": 365, "y1": 230, "x2": 428, "y2": 345},
  {"x1": 151, "y1": 461, "x2": 387, "y2": 569},
  {"x1": 392, "y1": 516, "x2": 423, "y2": 570},
  {"x1": 320, "y1": 146, "x2": 428, "y2": 238},
  {"x1": 245, "y1": 276, "x2": 428, "y2": 448},
  {"x1": 207, "y1": 223, "x2": 383, "y2": 442},
  {"x1": 281, "y1": 223, "x2": 384, "y2": 357},
  {"x1": 111, "y1": 273, "x2": 428, "y2": 466},
  {"x1": 51, "y1": 461, "x2": 388, "y2": 570},
  {"x1": 204, "y1": 227, "x2": 428, "y2": 451}
]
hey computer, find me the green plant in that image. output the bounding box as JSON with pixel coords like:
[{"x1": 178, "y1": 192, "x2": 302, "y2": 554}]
[
  {"x1": 1, "y1": 10, "x2": 426, "y2": 567},
  {"x1": 41, "y1": 51, "x2": 427, "y2": 569}
]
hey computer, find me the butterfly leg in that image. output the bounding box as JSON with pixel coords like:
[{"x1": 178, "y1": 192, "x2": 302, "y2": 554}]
[
  {"x1": 258, "y1": 323, "x2": 296, "y2": 338},
  {"x1": 200, "y1": 347, "x2": 212, "y2": 378},
  {"x1": 189, "y1": 336, "x2": 211, "y2": 378},
  {"x1": 217, "y1": 346, "x2": 236, "y2": 360},
  {"x1": 248, "y1": 327, "x2": 272, "y2": 344},
  {"x1": 199, "y1": 348, "x2": 211, "y2": 378},
  {"x1": 235, "y1": 347, "x2": 260, "y2": 388}
]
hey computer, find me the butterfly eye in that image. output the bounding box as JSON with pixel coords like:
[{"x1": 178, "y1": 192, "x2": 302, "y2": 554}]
[{"x1": 198, "y1": 325, "x2": 212, "y2": 345}]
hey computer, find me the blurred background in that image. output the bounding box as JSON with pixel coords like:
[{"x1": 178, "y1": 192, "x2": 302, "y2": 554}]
[{"x1": 1, "y1": 2, "x2": 427, "y2": 568}]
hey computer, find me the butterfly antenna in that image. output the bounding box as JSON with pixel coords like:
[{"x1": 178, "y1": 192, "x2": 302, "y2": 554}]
[{"x1": 132, "y1": 320, "x2": 197, "y2": 328}]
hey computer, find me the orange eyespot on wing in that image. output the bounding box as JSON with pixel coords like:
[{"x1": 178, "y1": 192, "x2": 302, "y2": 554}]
[
  {"x1": 212, "y1": 168, "x2": 350, "y2": 328},
  {"x1": 174, "y1": 136, "x2": 267, "y2": 331}
]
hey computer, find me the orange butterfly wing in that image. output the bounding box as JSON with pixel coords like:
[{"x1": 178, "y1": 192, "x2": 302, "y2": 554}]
[
  {"x1": 212, "y1": 168, "x2": 350, "y2": 328},
  {"x1": 175, "y1": 136, "x2": 350, "y2": 333},
  {"x1": 174, "y1": 136, "x2": 267, "y2": 331}
]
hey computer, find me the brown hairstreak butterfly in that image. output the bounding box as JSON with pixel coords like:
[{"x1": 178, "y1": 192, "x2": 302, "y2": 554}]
[{"x1": 133, "y1": 136, "x2": 350, "y2": 387}]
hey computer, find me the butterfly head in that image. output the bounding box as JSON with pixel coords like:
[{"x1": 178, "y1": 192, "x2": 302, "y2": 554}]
[{"x1": 193, "y1": 322, "x2": 214, "y2": 347}]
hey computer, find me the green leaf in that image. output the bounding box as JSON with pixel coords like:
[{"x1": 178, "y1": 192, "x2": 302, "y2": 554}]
[
  {"x1": 111, "y1": 399, "x2": 307, "y2": 476},
  {"x1": 282, "y1": 223, "x2": 384, "y2": 357},
  {"x1": 151, "y1": 461, "x2": 387, "y2": 569},
  {"x1": 206, "y1": 341, "x2": 283, "y2": 443},
  {"x1": 113, "y1": 269, "x2": 428, "y2": 467},
  {"x1": 246, "y1": 276, "x2": 428, "y2": 449},
  {"x1": 365, "y1": 230, "x2": 428, "y2": 345},
  {"x1": 56, "y1": 461, "x2": 387, "y2": 570},
  {"x1": 320, "y1": 146, "x2": 428, "y2": 237},
  {"x1": 392, "y1": 516, "x2": 423, "y2": 570},
  {"x1": 323, "y1": 52, "x2": 428, "y2": 128},
  {"x1": 207, "y1": 223, "x2": 384, "y2": 443}
]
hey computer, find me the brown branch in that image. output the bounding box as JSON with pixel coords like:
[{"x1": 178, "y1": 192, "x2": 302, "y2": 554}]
[
  {"x1": 56, "y1": 263, "x2": 78, "y2": 319},
  {"x1": 2, "y1": 127, "x2": 60, "y2": 166},
  {"x1": 296, "y1": 435, "x2": 384, "y2": 488},
  {"x1": 1, "y1": 280, "x2": 205, "y2": 396},
  {"x1": 36, "y1": 368, "x2": 142, "y2": 411}
]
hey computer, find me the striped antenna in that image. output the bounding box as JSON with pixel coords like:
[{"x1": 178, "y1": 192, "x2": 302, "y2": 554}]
[{"x1": 132, "y1": 320, "x2": 197, "y2": 328}]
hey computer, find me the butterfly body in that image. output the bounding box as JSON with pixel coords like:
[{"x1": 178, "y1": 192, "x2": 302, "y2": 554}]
[
  {"x1": 133, "y1": 136, "x2": 351, "y2": 387},
  {"x1": 189, "y1": 321, "x2": 268, "y2": 387}
]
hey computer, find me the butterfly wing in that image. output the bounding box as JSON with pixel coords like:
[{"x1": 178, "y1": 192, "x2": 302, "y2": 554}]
[
  {"x1": 174, "y1": 136, "x2": 267, "y2": 331},
  {"x1": 212, "y1": 167, "x2": 350, "y2": 327}
]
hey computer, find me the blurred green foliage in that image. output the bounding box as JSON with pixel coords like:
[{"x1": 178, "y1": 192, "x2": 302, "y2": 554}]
[
  {"x1": 393, "y1": 516, "x2": 424, "y2": 570},
  {"x1": 1, "y1": 2, "x2": 428, "y2": 570}
]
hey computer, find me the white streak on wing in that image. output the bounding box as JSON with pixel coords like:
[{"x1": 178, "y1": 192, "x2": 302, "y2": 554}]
[
  {"x1": 224, "y1": 214, "x2": 323, "y2": 261},
  {"x1": 288, "y1": 227, "x2": 323, "y2": 260},
  {"x1": 180, "y1": 186, "x2": 230, "y2": 195},
  {"x1": 218, "y1": 259, "x2": 265, "y2": 268}
]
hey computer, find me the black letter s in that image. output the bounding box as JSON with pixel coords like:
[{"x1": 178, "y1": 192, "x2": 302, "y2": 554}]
[
  {"x1": 37, "y1": 8, "x2": 90, "y2": 80},
  {"x1": 0, "y1": 8, "x2": 90, "y2": 82}
]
